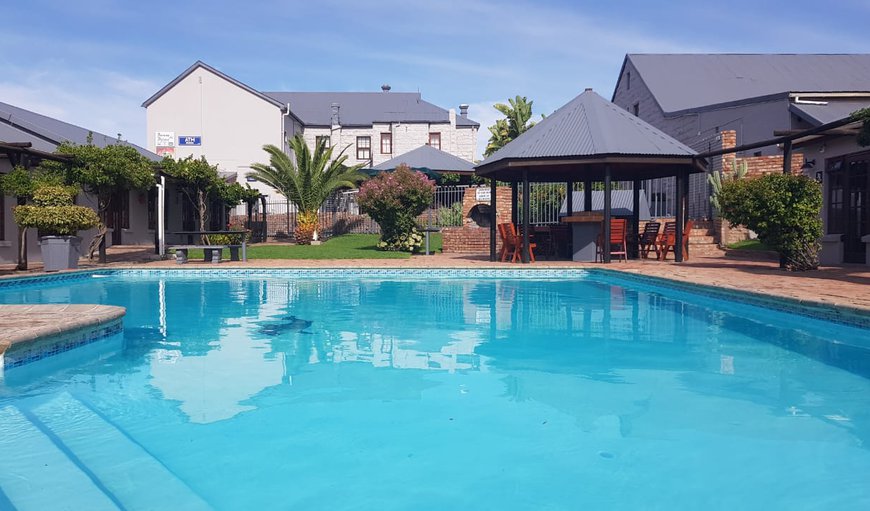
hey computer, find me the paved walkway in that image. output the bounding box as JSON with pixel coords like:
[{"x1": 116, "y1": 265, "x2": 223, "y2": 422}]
[{"x1": 2, "y1": 248, "x2": 869, "y2": 312}]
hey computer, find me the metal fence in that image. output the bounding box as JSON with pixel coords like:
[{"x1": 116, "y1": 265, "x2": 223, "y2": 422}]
[{"x1": 239, "y1": 179, "x2": 712, "y2": 241}]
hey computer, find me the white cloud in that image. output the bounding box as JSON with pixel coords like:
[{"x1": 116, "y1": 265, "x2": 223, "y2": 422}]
[
  {"x1": 466, "y1": 101, "x2": 501, "y2": 161},
  {"x1": 0, "y1": 64, "x2": 156, "y2": 147}
]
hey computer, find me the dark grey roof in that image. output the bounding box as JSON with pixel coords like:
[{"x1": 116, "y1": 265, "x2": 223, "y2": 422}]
[
  {"x1": 0, "y1": 101, "x2": 159, "y2": 161},
  {"x1": 142, "y1": 61, "x2": 285, "y2": 110},
  {"x1": 789, "y1": 99, "x2": 870, "y2": 126},
  {"x1": 478, "y1": 89, "x2": 697, "y2": 168},
  {"x1": 264, "y1": 91, "x2": 480, "y2": 127},
  {"x1": 559, "y1": 190, "x2": 651, "y2": 220},
  {"x1": 371, "y1": 144, "x2": 475, "y2": 173},
  {"x1": 622, "y1": 54, "x2": 870, "y2": 114}
]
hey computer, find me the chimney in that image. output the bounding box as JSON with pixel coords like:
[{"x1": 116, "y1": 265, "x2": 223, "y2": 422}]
[
  {"x1": 331, "y1": 102, "x2": 340, "y2": 126},
  {"x1": 381, "y1": 84, "x2": 391, "y2": 92},
  {"x1": 459, "y1": 104, "x2": 469, "y2": 117}
]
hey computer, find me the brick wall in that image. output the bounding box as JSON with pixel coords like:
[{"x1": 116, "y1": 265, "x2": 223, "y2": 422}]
[{"x1": 443, "y1": 186, "x2": 512, "y2": 253}]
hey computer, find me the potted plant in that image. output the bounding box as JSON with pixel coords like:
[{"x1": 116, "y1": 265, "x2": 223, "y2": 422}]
[{"x1": 13, "y1": 185, "x2": 101, "y2": 271}]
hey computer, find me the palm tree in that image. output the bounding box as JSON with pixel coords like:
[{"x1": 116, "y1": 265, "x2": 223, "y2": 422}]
[
  {"x1": 484, "y1": 96, "x2": 538, "y2": 157},
  {"x1": 248, "y1": 134, "x2": 365, "y2": 244}
]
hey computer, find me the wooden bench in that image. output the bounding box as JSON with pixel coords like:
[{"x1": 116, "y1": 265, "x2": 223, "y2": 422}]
[{"x1": 169, "y1": 244, "x2": 246, "y2": 264}]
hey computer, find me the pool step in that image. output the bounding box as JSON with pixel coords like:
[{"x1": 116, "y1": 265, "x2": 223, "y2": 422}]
[
  {"x1": 0, "y1": 405, "x2": 118, "y2": 510},
  {"x1": 1, "y1": 393, "x2": 212, "y2": 511}
]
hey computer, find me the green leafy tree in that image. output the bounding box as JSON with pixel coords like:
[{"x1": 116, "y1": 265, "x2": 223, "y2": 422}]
[
  {"x1": 357, "y1": 164, "x2": 435, "y2": 251},
  {"x1": 160, "y1": 155, "x2": 231, "y2": 241},
  {"x1": 854, "y1": 107, "x2": 870, "y2": 146},
  {"x1": 484, "y1": 96, "x2": 538, "y2": 157},
  {"x1": 248, "y1": 134, "x2": 365, "y2": 244},
  {"x1": 14, "y1": 185, "x2": 100, "y2": 236},
  {"x1": 0, "y1": 166, "x2": 64, "y2": 269},
  {"x1": 41, "y1": 136, "x2": 155, "y2": 261},
  {"x1": 717, "y1": 173, "x2": 822, "y2": 271}
]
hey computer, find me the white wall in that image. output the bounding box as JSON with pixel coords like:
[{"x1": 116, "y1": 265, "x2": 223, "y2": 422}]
[{"x1": 145, "y1": 66, "x2": 285, "y2": 199}]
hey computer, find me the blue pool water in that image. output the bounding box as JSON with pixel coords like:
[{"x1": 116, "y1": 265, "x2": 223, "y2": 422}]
[{"x1": 0, "y1": 270, "x2": 869, "y2": 510}]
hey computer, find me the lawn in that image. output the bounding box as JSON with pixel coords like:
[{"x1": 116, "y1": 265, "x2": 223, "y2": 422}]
[
  {"x1": 726, "y1": 239, "x2": 774, "y2": 251},
  {"x1": 181, "y1": 233, "x2": 442, "y2": 260}
]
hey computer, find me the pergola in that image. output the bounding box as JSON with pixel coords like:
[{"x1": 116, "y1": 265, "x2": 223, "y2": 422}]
[{"x1": 475, "y1": 89, "x2": 707, "y2": 263}]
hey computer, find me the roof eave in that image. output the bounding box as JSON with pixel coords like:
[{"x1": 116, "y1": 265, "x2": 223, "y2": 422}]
[
  {"x1": 142, "y1": 61, "x2": 285, "y2": 110},
  {"x1": 476, "y1": 154, "x2": 703, "y2": 176}
]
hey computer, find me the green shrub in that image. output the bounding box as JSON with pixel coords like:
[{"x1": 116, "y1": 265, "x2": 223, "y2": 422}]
[
  {"x1": 14, "y1": 185, "x2": 100, "y2": 236},
  {"x1": 357, "y1": 165, "x2": 435, "y2": 252},
  {"x1": 717, "y1": 173, "x2": 822, "y2": 271},
  {"x1": 209, "y1": 229, "x2": 250, "y2": 245},
  {"x1": 437, "y1": 202, "x2": 463, "y2": 226}
]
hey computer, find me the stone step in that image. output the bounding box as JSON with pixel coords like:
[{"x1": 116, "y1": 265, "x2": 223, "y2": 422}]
[
  {"x1": 0, "y1": 405, "x2": 119, "y2": 510},
  {"x1": 28, "y1": 392, "x2": 212, "y2": 510}
]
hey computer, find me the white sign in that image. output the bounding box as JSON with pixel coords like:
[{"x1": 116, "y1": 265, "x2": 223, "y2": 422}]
[
  {"x1": 475, "y1": 188, "x2": 491, "y2": 202},
  {"x1": 155, "y1": 131, "x2": 175, "y2": 148}
]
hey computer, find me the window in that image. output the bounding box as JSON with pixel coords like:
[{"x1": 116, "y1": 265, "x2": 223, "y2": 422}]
[
  {"x1": 428, "y1": 132, "x2": 441, "y2": 150},
  {"x1": 0, "y1": 193, "x2": 4, "y2": 240},
  {"x1": 147, "y1": 188, "x2": 157, "y2": 230},
  {"x1": 356, "y1": 136, "x2": 371, "y2": 161},
  {"x1": 632, "y1": 102, "x2": 639, "y2": 117},
  {"x1": 315, "y1": 135, "x2": 331, "y2": 149},
  {"x1": 827, "y1": 159, "x2": 845, "y2": 234},
  {"x1": 627, "y1": 71, "x2": 631, "y2": 90},
  {"x1": 380, "y1": 132, "x2": 392, "y2": 154}
]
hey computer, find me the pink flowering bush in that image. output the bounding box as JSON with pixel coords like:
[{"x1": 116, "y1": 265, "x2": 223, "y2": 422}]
[{"x1": 357, "y1": 164, "x2": 435, "y2": 251}]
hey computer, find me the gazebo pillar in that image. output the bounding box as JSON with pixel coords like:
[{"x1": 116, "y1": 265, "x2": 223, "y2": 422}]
[
  {"x1": 490, "y1": 177, "x2": 497, "y2": 262},
  {"x1": 511, "y1": 182, "x2": 518, "y2": 225},
  {"x1": 522, "y1": 169, "x2": 530, "y2": 263},
  {"x1": 603, "y1": 164, "x2": 612, "y2": 263},
  {"x1": 675, "y1": 168, "x2": 685, "y2": 262},
  {"x1": 632, "y1": 179, "x2": 641, "y2": 259},
  {"x1": 583, "y1": 178, "x2": 592, "y2": 212}
]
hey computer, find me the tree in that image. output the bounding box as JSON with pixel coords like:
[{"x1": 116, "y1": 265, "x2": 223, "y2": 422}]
[
  {"x1": 0, "y1": 166, "x2": 64, "y2": 270},
  {"x1": 854, "y1": 107, "x2": 870, "y2": 147},
  {"x1": 160, "y1": 155, "x2": 230, "y2": 242},
  {"x1": 41, "y1": 136, "x2": 155, "y2": 262},
  {"x1": 248, "y1": 134, "x2": 365, "y2": 244},
  {"x1": 14, "y1": 184, "x2": 100, "y2": 236},
  {"x1": 357, "y1": 165, "x2": 435, "y2": 251},
  {"x1": 717, "y1": 173, "x2": 822, "y2": 271},
  {"x1": 484, "y1": 96, "x2": 538, "y2": 157}
]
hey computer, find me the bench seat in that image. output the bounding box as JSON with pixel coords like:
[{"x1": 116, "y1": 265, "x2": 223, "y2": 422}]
[{"x1": 169, "y1": 242, "x2": 247, "y2": 264}]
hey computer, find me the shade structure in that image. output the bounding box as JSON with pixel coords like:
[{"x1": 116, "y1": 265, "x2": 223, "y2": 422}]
[
  {"x1": 372, "y1": 144, "x2": 475, "y2": 174},
  {"x1": 360, "y1": 166, "x2": 442, "y2": 183},
  {"x1": 475, "y1": 89, "x2": 707, "y2": 264},
  {"x1": 476, "y1": 89, "x2": 705, "y2": 181}
]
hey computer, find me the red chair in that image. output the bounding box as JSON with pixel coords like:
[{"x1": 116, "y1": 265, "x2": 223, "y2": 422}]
[
  {"x1": 658, "y1": 220, "x2": 693, "y2": 261},
  {"x1": 595, "y1": 218, "x2": 628, "y2": 262}
]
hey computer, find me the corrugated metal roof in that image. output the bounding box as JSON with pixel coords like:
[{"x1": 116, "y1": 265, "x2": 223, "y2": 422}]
[
  {"x1": 789, "y1": 99, "x2": 870, "y2": 126},
  {"x1": 371, "y1": 144, "x2": 475, "y2": 173},
  {"x1": 0, "y1": 101, "x2": 159, "y2": 161},
  {"x1": 625, "y1": 54, "x2": 870, "y2": 114},
  {"x1": 478, "y1": 89, "x2": 696, "y2": 168},
  {"x1": 264, "y1": 91, "x2": 479, "y2": 127},
  {"x1": 559, "y1": 190, "x2": 651, "y2": 220}
]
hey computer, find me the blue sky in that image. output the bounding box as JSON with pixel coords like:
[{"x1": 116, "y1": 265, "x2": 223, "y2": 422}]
[{"x1": 2, "y1": 0, "x2": 870, "y2": 159}]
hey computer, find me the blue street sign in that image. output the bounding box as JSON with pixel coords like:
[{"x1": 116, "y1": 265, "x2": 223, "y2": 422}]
[{"x1": 178, "y1": 136, "x2": 202, "y2": 146}]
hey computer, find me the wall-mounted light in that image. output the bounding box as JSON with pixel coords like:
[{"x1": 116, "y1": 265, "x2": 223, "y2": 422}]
[
  {"x1": 801, "y1": 157, "x2": 816, "y2": 171},
  {"x1": 815, "y1": 171, "x2": 823, "y2": 183}
]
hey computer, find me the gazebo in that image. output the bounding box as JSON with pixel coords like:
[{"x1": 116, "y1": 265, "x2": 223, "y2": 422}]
[
  {"x1": 368, "y1": 144, "x2": 475, "y2": 180},
  {"x1": 475, "y1": 89, "x2": 707, "y2": 263}
]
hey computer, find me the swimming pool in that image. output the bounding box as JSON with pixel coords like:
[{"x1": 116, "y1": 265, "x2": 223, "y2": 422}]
[{"x1": 1, "y1": 269, "x2": 868, "y2": 510}]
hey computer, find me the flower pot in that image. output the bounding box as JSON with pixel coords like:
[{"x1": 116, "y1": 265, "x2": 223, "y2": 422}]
[{"x1": 39, "y1": 236, "x2": 83, "y2": 271}]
